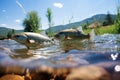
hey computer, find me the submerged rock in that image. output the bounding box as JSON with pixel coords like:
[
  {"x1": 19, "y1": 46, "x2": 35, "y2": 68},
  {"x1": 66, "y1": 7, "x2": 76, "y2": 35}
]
[
  {"x1": 0, "y1": 74, "x2": 24, "y2": 80},
  {"x1": 66, "y1": 65, "x2": 111, "y2": 80}
]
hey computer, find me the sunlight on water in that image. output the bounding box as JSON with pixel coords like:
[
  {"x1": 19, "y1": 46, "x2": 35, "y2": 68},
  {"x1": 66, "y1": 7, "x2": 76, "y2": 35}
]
[
  {"x1": 94, "y1": 34, "x2": 120, "y2": 52},
  {"x1": 0, "y1": 34, "x2": 120, "y2": 60},
  {"x1": 32, "y1": 45, "x2": 63, "y2": 58},
  {"x1": 114, "y1": 65, "x2": 120, "y2": 72}
]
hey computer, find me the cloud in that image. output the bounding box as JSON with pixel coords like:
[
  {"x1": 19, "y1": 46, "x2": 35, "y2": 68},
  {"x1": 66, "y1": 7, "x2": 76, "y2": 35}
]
[
  {"x1": 2, "y1": 10, "x2": 6, "y2": 12},
  {"x1": 16, "y1": 0, "x2": 26, "y2": 14},
  {"x1": 15, "y1": 19, "x2": 21, "y2": 23},
  {"x1": 53, "y1": 2, "x2": 63, "y2": 8},
  {"x1": 0, "y1": 24, "x2": 7, "y2": 27}
]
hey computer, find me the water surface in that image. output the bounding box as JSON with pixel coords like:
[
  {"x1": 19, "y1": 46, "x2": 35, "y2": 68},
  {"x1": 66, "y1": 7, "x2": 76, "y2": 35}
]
[{"x1": 0, "y1": 34, "x2": 120, "y2": 67}]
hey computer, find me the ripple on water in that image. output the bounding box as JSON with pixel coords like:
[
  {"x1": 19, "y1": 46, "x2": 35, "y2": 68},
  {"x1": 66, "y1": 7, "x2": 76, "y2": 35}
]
[
  {"x1": 0, "y1": 34, "x2": 120, "y2": 60},
  {"x1": 94, "y1": 34, "x2": 120, "y2": 52}
]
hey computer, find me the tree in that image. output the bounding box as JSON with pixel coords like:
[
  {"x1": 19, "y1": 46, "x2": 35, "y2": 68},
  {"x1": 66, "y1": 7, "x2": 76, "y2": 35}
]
[
  {"x1": 46, "y1": 8, "x2": 54, "y2": 37},
  {"x1": 115, "y1": 6, "x2": 120, "y2": 33},
  {"x1": 23, "y1": 11, "x2": 41, "y2": 33},
  {"x1": 82, "y1": 21, "x2": 89, "y2": 30},
  {"x1": 103, "y1": 12, "x2": 113, "y2": 26},
  {"x1": 7, "y1": 29, "x2": 15, "y2": 38}
]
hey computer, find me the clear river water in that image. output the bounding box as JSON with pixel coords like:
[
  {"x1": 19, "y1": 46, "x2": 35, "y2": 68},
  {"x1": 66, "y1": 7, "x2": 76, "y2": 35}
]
[{"x1": 0, "y1": 34, "x2": 120, "y2": 68}]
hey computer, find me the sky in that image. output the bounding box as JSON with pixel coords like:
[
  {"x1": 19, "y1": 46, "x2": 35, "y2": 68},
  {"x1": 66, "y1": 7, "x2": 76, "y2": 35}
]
[{"x1": 0, "y1": 0, "x2": 118, "y2": 30}]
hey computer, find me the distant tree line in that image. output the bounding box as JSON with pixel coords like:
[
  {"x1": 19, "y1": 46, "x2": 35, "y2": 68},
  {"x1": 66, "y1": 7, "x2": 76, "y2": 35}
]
[
  {"x1": 82, "y1": 12, "x2": 115, "y2": 30},
  {"x1": 102, "y1": 12, "x2": 114, "y2": 26}
]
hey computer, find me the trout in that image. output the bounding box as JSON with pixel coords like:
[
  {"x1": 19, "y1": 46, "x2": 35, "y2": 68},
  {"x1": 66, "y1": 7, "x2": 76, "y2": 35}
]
[
  {"x1": 12, "y1": 32, "x2": 51, "y2": 49},
  {"x1": 54, "y1": 28, "x2": 94, "y2": 41}
]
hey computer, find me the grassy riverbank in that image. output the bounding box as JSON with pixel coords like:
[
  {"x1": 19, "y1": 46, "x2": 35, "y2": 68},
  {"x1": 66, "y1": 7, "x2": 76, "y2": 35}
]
[{"x1": 84, "y1": 25, "x2": 117, "y2": 35}]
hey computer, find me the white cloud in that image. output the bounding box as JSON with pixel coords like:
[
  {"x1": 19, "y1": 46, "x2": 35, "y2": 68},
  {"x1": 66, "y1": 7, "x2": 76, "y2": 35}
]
[
  {"x1": 2, "y1": 10, "x2": 6, "y2": 12},
  {"x1": 0, "y1": 24, "x2": 7, "y2": 27},
  {"x1": 53, "y1": 2, "x2": 63, "y2": 8},
  {"x1": 15, "y1": 19, "x2": 21, "y2": 23},
  {"x1": 16, "y1": 0, "x2": 26, "y2": 14}
]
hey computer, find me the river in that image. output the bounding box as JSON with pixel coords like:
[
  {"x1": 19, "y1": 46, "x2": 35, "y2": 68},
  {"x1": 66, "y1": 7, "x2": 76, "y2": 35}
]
[
  {"x1": 0, "y1": 34, "x2": 120, "y2": 80},
  {"x1": 0, "y1": 34, "x2": 120, "y2": 58}
]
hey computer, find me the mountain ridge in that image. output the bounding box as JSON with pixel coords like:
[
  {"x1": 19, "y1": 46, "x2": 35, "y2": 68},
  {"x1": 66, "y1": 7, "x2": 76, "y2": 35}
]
[{"x1": 46, "y1": 14, "x2": 116, "y2": 33}]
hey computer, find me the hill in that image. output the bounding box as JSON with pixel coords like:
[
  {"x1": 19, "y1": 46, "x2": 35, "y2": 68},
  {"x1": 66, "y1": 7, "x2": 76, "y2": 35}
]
[
  {"x1": 46, "y1": 14, "x2": 116, "y2": 33},
  {"x1": 0, "y1": 27, "x2": 23, "y2": 39}
]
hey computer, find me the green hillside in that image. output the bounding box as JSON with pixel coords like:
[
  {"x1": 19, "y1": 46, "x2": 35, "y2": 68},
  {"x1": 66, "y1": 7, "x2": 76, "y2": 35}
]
[
  {"x1": 46, "y1": 14, "x2": 116, "y2": 33},
  {"x1": 0, "y1": 27, "x2": 23, "y2": 39}
]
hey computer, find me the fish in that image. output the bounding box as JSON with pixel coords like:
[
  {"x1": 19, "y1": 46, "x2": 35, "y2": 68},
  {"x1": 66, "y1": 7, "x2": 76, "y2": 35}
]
[
  {"x1": 12, "y1": 32, "x2": 51, "y2": 49},
  {"x1": 54, "y1": 28, "x2": 94, "y2": 42}
]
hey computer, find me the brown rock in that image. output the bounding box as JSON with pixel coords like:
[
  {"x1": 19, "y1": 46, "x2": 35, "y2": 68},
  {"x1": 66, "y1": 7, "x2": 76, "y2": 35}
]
[
  {"x1": 0, "y1": 74, "x2": 24, "y2": 80},
  {"x1": 30, "y1": 72, "x2": 51, "y2": 80},
  {"x1": 66, "y1": 65, "x2": 111, "y2": 80},
  {"x1": 112, "y1": 72, "x2": 120, "y2": 80}
]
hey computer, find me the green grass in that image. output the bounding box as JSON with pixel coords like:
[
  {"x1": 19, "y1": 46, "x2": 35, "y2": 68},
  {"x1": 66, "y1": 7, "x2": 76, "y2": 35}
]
[{"x1": 83, "y1": 25, "x2": 117, "y2": 35}]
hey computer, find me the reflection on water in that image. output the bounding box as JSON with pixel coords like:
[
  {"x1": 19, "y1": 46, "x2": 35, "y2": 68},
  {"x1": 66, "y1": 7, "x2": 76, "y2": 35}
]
[
  {"x1": 60, "y1": 39, "x2": 95, "y2": 52},
  {"x1": 0, "y1": 34, "x2": 120, "y2": 60}
]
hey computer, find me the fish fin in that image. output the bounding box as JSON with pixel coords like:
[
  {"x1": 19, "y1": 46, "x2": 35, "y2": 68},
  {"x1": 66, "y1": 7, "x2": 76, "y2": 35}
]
[
  {"x1": 28, "y1": 39, "x2": 35, "y2": 43},
  {"x1": 88, "y1": 29, "x2": 95, "y2": 42},
  {"x1": 67, "y1": 37, "x2": 72, "y2": 40},
  {"x1": 76, "y1": 26, "x2": 84, "y2": 33},
  {"x1": 25, "y1": 33, "x2": 36, "y2": 43},
  {"x1": 65, "y1": 36, "x2": 72, "y2": 40}
]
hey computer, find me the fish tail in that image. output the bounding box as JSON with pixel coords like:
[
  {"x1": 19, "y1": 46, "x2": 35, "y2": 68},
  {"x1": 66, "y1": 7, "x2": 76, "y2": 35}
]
[{"x1": 89, "y1": 29, "x2": 95, "y2": 42}]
